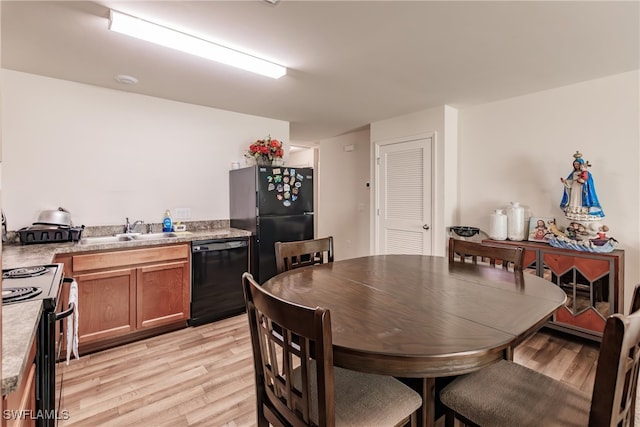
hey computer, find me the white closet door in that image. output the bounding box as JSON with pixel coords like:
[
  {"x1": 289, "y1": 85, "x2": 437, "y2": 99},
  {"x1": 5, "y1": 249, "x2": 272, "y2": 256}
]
[{"x1": 377, "y1": 137, "x2": 432, "y2": 255}]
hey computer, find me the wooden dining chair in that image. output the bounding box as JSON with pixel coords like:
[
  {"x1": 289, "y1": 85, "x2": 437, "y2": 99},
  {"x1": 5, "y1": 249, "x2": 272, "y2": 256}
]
[
  {"x1": 242, "y1": 272, "x2": 421, "y2": 427},
  {"x1": 447, "y1": 237, "x2": 524, "y2": 272},
  {"x1": 274, "y1": 236, "x2": 334, "y2": 274},
  {"x1": 439, "y1": 282, "x2": 640, "y2": 427}
]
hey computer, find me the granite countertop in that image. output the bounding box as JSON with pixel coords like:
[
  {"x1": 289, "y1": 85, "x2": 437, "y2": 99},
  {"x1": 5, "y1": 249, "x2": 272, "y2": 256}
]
[
  {"x1": 2, "y1": 226, "x2": 252, "y2": 395},
  {"x1": 3, "y1": 227, "x2": 252, "y2": 270}
]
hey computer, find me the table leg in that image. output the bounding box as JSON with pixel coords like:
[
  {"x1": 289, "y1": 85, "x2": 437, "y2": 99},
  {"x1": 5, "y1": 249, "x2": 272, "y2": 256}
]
[{"x1": 421, "y1": 377, "x2": 436, "y2": 427}]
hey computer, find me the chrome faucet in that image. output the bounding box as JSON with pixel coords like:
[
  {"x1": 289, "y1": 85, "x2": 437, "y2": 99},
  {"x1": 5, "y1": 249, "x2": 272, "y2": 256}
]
[{"x1": 124, "y1": 217, "x2": 144, "y2": 234}]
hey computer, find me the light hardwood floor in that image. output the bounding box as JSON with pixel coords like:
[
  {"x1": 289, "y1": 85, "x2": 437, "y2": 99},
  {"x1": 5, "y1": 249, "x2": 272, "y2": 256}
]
[{"x1": 58, "y1": 314, "x2": 600, "y2": 426}]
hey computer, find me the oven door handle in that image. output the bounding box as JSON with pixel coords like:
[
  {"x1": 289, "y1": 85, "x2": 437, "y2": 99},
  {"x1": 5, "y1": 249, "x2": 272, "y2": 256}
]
[{"x1": 55, "y1": 302, "x2": 75, "y2": 321}]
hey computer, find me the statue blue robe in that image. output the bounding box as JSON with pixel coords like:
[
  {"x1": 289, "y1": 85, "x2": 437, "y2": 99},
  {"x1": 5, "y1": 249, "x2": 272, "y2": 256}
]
[{"x1": 560, "y1": 169, "x2": 604, "y2": 219}]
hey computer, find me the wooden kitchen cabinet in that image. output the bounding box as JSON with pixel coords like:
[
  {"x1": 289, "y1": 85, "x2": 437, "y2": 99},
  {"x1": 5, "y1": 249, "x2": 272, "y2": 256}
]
[
  {"x1": 55, "y1": 244, "x2": 190, "y2": 354},
  {"x1": 484, "y1": 239, "x2": 624, "y2": 341},
  {"x1": 3, "y1": 339, "x2": 37, "y2": 427},
  {"x1": 136, "y1": 260, "x2": 190, "y2": 330},
  {"x1": 74, "y1": 268, "x2": 136, "y2": 344}
]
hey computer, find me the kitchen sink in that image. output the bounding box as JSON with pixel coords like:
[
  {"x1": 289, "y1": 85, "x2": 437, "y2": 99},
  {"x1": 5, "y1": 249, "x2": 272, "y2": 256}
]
[
  {"x1": 79, "y1": 235, "x2": 134, "y2": 244},
  {"x1": 80, "y1": 232, "x2": 180, "y2": 245},
  {"x1": 131, "y1": 232, "x2": 179, "y2": 240}
]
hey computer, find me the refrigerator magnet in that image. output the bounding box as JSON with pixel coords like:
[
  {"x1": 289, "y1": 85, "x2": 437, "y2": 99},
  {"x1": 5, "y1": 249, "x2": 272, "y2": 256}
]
[
  {"x1": 268, "y1": 183, "x2": 275, "y2": 191},
  {"x1": 272, "y1": 168, "x2": 282, "y2": 175},
  {"x1": 277, "y1": 184, "x2": 283, "y2": 192},
  {"x1": 284, "y1": 192, "x2": 290, "y2": 199},
  {"x1": 283, "y1": 168, "x2": 290, "y2": 176},
  {"x1": 277, "y1": 194, "x2": 283, "y2": 200},
  {"x1": 296, "y1": 174, "x2": 304, "y2": 181},
  {"x1": 294, "y1": 181, "x2": 302, "y2": 188},
  {"x1": 284, "y1": 184, "x2": 290, "y2": 192},
  {"x1": 283, "y1": 200, "x2": 291, "y2": 207}
]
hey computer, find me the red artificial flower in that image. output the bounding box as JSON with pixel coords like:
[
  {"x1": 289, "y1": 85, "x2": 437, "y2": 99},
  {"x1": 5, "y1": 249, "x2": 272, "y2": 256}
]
[{"x1": 246, "y1": 135, "x2": 284, "y2": 162}]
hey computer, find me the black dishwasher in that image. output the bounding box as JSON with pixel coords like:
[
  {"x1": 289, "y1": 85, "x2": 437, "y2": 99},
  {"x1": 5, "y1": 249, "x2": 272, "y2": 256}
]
[{"x1": 189, "y1": 237, "x2": 249, "y2": 326}]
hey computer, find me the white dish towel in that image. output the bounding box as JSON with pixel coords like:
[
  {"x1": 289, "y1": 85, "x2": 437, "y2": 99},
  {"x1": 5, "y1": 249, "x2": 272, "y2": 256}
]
[{"x1": 66, "y1": 279, "x2": 79, "y2": 364}]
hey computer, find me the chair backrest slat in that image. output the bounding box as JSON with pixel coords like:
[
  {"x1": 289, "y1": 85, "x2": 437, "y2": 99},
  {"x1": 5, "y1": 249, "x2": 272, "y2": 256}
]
[
  {"x1": 448, "y1": 237, "x2": 524, "y2": 272},
  {"x1": 275, "y1": 236, "x2": 334, "y2": 274}
]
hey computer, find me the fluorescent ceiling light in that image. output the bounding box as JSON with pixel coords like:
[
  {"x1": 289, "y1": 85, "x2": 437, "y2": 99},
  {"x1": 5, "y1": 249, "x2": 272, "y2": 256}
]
[{"x1": 109, "y1": 10, "x2": 287, "y2": 79}]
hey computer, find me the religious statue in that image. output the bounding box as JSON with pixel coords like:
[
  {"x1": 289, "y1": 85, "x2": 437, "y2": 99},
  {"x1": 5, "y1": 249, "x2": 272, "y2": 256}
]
[
  {"x1": 560, "y1": 151, "x2": 604, "y2": 221},
  {"x1": 547, "y1": 151, "x2": 616, "y2": 253}
]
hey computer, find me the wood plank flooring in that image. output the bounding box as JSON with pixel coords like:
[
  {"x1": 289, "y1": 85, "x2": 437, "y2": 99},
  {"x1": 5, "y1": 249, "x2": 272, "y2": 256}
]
[{"x1": 58, "y1": 314, "x2": 602, "y2": 426}]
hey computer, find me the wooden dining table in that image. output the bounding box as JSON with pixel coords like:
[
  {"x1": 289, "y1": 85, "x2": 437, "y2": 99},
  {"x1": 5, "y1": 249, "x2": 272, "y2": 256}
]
[{"x1": 262, "y1": 254, "x2": 567, "y2": 427}]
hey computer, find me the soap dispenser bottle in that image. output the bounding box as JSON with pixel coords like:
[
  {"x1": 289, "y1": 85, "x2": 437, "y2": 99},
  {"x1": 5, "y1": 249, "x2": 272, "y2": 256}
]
[{"x1": 162, "y1": 209, "x2": 173, "y2": 232}]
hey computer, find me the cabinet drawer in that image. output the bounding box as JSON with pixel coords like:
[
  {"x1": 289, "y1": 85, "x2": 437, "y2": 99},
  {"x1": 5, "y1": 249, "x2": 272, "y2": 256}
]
[{"x1": 72, "y1": 244, "x2": 189, "y2": 272}]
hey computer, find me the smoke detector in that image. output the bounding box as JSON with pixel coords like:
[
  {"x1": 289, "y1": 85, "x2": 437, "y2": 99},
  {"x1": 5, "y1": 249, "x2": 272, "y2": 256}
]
[{"x1": 114, "y1": 74, "x2": 139, "y2": 85}]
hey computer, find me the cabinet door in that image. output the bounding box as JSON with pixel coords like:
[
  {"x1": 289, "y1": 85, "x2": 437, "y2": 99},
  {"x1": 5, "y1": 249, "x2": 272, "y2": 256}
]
[
  {"x1": 541, "y1": 251, "x2": 613, "y2": 336},
  {"x1": 76, "y1": 268, "x2": 136, "y2": 344},
  {"x1": 136, "y1": 261, "x2": 190, "y2": 330}
]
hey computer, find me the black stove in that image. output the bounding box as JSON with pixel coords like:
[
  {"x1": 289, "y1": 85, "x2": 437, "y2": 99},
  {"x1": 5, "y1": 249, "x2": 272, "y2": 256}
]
[
  {"x1": 2, "y1": 263, "x2": 67, "y2": 427},
  {"x1": 2, "y1": 264, "x2": 64, "y2": 308}
]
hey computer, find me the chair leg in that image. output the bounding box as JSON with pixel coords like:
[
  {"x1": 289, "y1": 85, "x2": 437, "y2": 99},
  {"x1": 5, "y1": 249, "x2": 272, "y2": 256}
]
[
  {"x1": 444, "y1": 408, "x2": 456, "y2": 427},
  {"x1": 504, "y1": 345, "x2": 514, "y2": 361}
]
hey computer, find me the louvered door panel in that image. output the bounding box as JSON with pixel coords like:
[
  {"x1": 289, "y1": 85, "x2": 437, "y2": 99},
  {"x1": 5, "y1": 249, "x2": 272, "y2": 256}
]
[{"x1": 377, "y1": 138, "x2": 431, "y2": 255}]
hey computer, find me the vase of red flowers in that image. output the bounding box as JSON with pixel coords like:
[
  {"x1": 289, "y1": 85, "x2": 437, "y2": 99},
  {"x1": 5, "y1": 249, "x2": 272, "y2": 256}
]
[{"x1": 246, "y1": 135, "x2": 284, "y2": 166}]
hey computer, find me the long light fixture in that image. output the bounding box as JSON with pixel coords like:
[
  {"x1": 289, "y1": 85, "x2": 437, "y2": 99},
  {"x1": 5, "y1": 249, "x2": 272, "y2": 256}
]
[{"x1": 108, "y1": 10, "x2": 287, "y2": 79}]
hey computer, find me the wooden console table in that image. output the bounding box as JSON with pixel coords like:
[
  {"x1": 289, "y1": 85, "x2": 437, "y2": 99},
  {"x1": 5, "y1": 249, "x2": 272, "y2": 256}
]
[{"x1": 484, "y1": 239, "x2": 624, "y2": 341}]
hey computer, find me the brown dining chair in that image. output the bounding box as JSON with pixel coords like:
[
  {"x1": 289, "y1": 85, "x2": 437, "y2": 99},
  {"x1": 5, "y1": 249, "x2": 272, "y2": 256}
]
[
  {"x1": 275, "y1": 236, "x2": 334, "y2": 274},
  {"x1": 439, "y1": 282, "x2": 640, "y2": 427},
  {"x1": 447, "y1": 237, "x2": 524, "y2": 272},
  {"x1": 242, "y1": 272, "x2": 421, "y2": 427}
]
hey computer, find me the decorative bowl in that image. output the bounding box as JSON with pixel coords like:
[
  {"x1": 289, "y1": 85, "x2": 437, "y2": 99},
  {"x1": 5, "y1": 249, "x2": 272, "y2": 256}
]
[{"x1": 449, "y1": 226, "x2": 480, "y2": 238}]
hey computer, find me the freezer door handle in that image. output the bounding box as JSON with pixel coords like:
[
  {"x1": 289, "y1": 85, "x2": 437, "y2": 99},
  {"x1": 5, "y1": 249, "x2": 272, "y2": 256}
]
[{"x1": 304, "y1": 211, "x2": 314, "y2": 215}]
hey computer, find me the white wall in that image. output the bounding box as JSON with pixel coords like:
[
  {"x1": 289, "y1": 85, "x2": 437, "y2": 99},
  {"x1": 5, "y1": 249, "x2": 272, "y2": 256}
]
[
  {"x1": 370, "y1": 105, "x2": 459, "y2": 256},
  {"x1": 1, "y1": 70, "x2": 289, "y2": 228},
  {"x1": 458, "y1": 70, "x2": 640, "y2": 307},
  {"x1": 288, "y1": 147, "x2": 314, "y2": 168},
  {"x1": 317, "y1": 129, "x2": 370, "y2": 260}
]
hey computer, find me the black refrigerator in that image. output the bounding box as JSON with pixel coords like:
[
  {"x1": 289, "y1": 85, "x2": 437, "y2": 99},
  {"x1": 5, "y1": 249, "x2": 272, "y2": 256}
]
[{"x1": 230, "y1": 165, "x2": 314, "y2": 283}]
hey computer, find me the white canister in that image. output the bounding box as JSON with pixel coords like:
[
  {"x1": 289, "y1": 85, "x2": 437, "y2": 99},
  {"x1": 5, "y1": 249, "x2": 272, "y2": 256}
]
[
  {"x1": 489, "y1": 209, "x2": 508, "y2": 240},
  {"x1": 507, "y1": 201, "x2": 526, "y2": 241}
]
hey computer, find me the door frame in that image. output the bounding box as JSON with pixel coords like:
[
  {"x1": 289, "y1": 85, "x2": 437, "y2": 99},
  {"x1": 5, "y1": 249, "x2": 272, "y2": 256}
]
[{"x1": 373, "y1": 132, "x2": 437, "y2": 255}]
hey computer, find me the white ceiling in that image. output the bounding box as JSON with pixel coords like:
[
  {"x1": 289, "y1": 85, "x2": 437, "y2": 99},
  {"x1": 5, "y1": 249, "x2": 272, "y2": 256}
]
[{"x1": 2, "y1": 1, "x2": 638, "y2": 145}]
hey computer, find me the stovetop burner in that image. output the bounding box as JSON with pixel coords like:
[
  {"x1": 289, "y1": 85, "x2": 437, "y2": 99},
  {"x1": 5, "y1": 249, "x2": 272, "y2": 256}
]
[
  {"x1": 3, "y1": 265, "x2": 47, "y2": 279},
  {"x1": 2, "y1": 286, "x2": 43, "y2": 303},
  {"x1": 1, "y1": 264, "x2": 64, "y2": 307}
]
